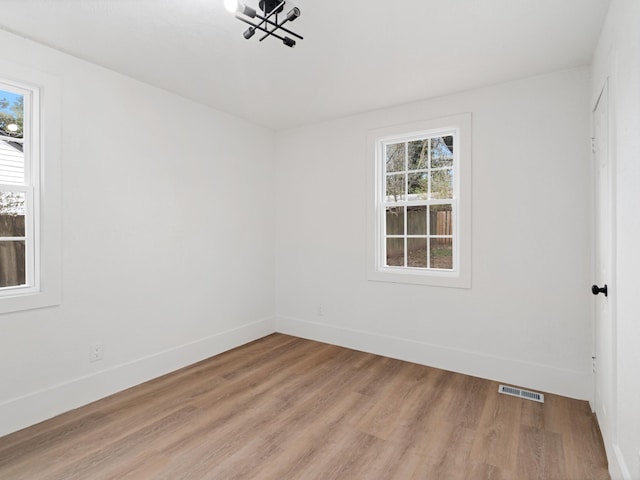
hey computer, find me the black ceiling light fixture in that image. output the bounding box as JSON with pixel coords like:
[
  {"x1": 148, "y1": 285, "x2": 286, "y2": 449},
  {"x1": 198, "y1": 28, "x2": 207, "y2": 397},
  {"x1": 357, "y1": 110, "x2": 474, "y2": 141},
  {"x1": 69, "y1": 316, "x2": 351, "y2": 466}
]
[{"x1": 224, "y1": 0, "x2": 302, "y2": 48}]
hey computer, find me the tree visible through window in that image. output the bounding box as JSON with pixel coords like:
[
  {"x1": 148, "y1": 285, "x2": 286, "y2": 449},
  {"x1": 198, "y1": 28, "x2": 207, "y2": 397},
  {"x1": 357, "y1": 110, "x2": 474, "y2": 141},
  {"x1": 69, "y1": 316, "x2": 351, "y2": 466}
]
[{"x1": 383, "y1": 134, "x2": 455, "y2": 270}]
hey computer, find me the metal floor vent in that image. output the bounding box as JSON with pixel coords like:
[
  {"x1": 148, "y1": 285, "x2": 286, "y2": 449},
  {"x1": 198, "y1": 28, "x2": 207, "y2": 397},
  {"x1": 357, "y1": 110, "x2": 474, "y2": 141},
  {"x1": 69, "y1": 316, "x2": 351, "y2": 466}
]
[{"x1": 498, "y1": 385, "x2": 544, "y2": 403}]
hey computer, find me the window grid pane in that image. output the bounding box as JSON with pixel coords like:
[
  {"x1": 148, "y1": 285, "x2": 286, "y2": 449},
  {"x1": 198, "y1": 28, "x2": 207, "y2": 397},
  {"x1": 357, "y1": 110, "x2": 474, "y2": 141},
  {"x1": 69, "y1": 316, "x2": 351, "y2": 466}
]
[
  {"x1": 385, "y1": 206, "x2": 404, "y2": 236},
  {"x1": 385, "y1": 142, "x2": 405, "y2": 173},
  {"x1": 386, "y1": 237, "x2": 404, "y2": 267},
  {"x1": 0, "y1": 240, "x2": 25, "y2": 287}
]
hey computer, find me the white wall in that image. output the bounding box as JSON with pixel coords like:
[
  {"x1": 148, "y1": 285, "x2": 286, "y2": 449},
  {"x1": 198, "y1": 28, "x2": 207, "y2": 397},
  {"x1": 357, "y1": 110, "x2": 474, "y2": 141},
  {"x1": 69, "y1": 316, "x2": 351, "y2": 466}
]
[
  {"x1": 591, "y1": 0, "x2": 640, "y2": 478},
  {"x1": 0, "y1": 30, "x2": 276, "y2": 437},
  {"x1": 275, "y1": 68, "x2": 593, "y2": 400}
]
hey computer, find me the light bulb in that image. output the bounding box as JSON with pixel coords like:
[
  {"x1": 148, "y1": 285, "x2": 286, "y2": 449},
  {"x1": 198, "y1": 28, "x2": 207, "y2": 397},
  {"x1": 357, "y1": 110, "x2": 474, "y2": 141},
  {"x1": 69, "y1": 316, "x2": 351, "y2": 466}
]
[{"x1": 224, "y1": 0, "x2": 239, "y2": 13}]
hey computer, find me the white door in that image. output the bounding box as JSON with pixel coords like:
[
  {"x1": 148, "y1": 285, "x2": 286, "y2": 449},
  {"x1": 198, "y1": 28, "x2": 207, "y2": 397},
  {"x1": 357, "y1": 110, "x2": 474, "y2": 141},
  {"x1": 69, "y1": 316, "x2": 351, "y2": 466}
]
[{"x1": 592, "y1": 80, "x2": 614, "y2": 443}]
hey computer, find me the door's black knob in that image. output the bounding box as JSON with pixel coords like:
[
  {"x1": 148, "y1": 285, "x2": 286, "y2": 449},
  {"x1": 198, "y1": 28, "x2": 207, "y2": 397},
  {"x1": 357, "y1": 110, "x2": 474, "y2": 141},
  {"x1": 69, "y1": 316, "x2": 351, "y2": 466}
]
[{"x1": 592, "y1": 284, "x2": 608, "y2": 297}]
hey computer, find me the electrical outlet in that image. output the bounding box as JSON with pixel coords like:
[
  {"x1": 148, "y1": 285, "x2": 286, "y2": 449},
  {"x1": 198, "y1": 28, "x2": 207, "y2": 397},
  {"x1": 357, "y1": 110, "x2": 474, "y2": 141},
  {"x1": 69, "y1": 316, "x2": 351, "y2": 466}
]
[
  {"x1": 316, "y1": 303, "x2": 324, "y2": 316},
  {"x1": 90, "y1": 343, "x2": 103, "y2": 362}
]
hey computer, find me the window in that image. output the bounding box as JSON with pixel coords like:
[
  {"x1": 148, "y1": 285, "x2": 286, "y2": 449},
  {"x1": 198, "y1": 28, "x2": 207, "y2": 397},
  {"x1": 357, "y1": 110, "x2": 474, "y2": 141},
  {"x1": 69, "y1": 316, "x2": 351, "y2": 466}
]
[
  {"x1": 0, "y1": 61, "x2": 60, "y2": 313},
  {"x1": 0, "y1": 83, "x2": 33, "y2": 292},
  {"x1": 367, "y1": 114, "x2": 471, "y2": 288}
]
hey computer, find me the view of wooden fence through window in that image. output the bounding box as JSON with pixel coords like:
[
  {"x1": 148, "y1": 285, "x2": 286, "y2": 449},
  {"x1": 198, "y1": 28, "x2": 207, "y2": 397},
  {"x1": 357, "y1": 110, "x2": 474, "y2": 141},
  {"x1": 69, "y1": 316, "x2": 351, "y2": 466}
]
[
  {"x1": 0, "y1": 87, "x2": 26, "y2": 288},
  {"x1": 383, "y1": 134, "x2": 455, "y2": 270}
]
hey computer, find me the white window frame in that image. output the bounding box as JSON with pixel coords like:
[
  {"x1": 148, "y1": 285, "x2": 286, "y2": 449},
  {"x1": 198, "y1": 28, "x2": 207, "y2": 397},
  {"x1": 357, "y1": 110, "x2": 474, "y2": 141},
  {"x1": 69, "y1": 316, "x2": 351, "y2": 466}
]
[
  {"x1": 0, "y1": 81, "x2": 38, "y2": 296},
  {"x1": 0, "y1": 60, "x2": 61, "y2": 314},
  {"x1": 367, "y1": 113, "x2": 471, "y2": 288}
]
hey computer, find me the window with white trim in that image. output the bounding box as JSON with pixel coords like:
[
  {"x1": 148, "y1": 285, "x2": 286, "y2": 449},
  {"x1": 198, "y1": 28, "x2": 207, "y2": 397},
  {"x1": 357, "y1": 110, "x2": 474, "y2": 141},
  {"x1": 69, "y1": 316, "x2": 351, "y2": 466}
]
[
  {"x1": 0, "y1": 63, "x2": 61, "y2": 313},
  {"x1": 0, "y1": 82, "x2": 35, "y2": 293},
  {"x1": 367, "y1": 114, "x2": 471, "y2": 288}
]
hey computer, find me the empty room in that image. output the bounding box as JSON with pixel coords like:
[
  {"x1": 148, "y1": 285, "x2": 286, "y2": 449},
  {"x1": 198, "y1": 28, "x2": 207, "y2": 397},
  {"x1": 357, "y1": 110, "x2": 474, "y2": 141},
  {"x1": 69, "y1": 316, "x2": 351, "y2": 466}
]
[{"x1": 0, "y1": 0, "x2": 639, "y2": 478}]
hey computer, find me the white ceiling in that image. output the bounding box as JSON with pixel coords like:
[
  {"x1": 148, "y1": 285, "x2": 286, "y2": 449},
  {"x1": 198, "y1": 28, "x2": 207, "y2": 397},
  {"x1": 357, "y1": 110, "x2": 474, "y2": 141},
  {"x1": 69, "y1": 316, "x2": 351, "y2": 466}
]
[{"x1": 0, "y1": 0, "x2": 610, "y2": 129}]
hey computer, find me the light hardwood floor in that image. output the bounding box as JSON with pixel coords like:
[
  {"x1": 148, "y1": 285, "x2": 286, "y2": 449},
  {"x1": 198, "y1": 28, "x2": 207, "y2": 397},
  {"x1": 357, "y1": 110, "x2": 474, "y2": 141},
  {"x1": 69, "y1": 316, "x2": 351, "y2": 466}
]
[{"x1": 0, "y1": 334, "x2": 610, "y2": 479}]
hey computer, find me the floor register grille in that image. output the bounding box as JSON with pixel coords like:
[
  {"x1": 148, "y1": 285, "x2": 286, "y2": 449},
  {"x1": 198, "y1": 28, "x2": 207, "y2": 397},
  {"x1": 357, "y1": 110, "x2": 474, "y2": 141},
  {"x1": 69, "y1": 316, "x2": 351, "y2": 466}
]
[{"x1": 498, "y1": 384, "x2": 545, "y2": 403}]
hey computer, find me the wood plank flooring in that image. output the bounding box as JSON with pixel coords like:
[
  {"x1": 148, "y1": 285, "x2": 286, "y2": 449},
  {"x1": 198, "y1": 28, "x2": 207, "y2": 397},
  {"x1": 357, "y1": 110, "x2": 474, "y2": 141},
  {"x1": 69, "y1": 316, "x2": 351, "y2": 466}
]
[{"x1": 0, "y1": 334, "x2": 610, "y2": 479}]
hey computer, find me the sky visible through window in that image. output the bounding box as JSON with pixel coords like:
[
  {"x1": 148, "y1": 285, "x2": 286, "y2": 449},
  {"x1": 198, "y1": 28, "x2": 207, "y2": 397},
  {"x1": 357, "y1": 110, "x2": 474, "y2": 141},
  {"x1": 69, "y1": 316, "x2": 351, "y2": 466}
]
[
  {"x1": 0, "y1": 90, "x2": 21, "y2": 109},
  {"x1": 0, "y1": 89, "x2": 24, "y2": 139},
  {"x1": 0, "y1": 88, "x2": 25, "y2": 219}
]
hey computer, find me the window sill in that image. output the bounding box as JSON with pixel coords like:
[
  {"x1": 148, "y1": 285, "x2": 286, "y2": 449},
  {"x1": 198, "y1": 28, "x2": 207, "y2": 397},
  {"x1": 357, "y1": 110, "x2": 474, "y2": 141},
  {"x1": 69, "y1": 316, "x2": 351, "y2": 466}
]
[
  {"x1": 0, "y1": 287, "x2": 61, "y2": 314},
  {"x1": 368, "y1": 267, "x2": 470, "y2": 288}
]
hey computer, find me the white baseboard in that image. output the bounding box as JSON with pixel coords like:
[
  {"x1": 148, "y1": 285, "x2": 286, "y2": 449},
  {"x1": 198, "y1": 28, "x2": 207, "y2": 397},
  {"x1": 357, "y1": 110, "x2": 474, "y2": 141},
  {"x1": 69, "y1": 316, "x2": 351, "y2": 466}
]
[
  {"x1": 276, "y1": 315, "x2": 592, "y2": 401},
  {"x1": 0, "y1": 316, "x2": 276, "y2": 438},
  {"x1": 611, "y1": 444, "x2": 631, "y2": 480}
]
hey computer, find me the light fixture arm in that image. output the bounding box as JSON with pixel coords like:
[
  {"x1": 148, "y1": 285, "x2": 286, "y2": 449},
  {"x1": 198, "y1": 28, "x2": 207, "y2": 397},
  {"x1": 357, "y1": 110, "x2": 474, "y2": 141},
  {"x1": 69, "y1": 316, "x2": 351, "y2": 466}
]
[
  {"x1": 235, "y1": 15, "x2": 289, "y2": 43},
  {"x1": 236, "y1": 11, "x2": 302, "y2": 41},
  {"x1": 258, "y1": 7, "x2": 301, "y2": 42},
  {"x1": 227, "y1": 0, "x2": 303, "y2": 48}
]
